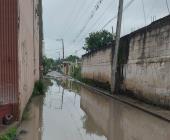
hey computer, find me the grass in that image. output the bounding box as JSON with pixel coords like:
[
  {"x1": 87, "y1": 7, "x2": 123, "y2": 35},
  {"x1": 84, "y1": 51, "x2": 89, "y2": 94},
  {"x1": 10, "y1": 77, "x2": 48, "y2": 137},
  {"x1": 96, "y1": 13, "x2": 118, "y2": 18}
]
[
  {"x1": 22, "y1": 78, "x2": 53, "y2": 121},
  {"x1": 32, "y1": 79, "x2": 53, "y2": 97},
  {"x1": 22, "y1": 103, "x2": 30, "y2": 121},
  {"x1": 70, "y1": 66, "x2": 81, "y2": 81},
  {"x1": 32, "y1": 80, "x2": 46, "y2": 96},
  {"x1": 22, "y1": 79, "x2": 45, "y2": 120},
  {"x1": 0, "y1": 127, "x2": 17, "y2": 140}
]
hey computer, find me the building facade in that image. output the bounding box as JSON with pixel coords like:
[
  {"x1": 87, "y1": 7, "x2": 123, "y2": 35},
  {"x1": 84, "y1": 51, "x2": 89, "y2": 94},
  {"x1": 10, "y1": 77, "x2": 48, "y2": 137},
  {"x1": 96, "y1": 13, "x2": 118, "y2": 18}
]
[{"x1": 0, "y1": 0, "x2": 41, "y2": 121}]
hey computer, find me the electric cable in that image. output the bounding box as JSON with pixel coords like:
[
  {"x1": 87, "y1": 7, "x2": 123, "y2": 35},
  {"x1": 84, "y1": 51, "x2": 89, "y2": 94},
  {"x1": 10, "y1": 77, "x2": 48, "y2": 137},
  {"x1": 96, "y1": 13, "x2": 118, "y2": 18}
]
[
  {"x1": 166, "y1": 0, "x2": 170, "y2": 14},
  {"x1": 72, "y1": 0, "x2": 105, "y2": 43}
]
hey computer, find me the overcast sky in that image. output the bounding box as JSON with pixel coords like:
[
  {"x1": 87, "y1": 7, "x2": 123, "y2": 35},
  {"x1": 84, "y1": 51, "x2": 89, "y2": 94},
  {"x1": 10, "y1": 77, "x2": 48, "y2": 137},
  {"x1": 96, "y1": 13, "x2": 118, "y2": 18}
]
[{"x1": 42, "y1": 0, "x2": 170, "y2": 59}]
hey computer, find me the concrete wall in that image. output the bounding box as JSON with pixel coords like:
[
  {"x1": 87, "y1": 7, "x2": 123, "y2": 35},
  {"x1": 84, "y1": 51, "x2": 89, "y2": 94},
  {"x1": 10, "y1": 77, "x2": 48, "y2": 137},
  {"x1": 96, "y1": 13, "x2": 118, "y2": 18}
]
[
  {"x1": 18, "y1": 0, "x2": 40, "y2": 119},
  {"x1": 82, "y1": 15, "x2": 170, "y2": 107},
  {"x1": 123, "y1": 15, "x2": 170, "y2": 106},
  {"x1": 82, "y1": 46, "x2": 112, "y2": 84},
  {"x1": 33, "y1": 0, "x2": 40, "y2": 81}
]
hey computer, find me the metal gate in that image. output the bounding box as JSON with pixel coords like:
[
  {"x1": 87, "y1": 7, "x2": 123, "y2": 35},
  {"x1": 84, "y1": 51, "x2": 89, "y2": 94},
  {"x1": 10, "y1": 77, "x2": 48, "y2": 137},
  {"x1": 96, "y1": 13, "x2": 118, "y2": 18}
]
[{"x1": 0, "y1": 0, "x2": 19, "y2": 120}]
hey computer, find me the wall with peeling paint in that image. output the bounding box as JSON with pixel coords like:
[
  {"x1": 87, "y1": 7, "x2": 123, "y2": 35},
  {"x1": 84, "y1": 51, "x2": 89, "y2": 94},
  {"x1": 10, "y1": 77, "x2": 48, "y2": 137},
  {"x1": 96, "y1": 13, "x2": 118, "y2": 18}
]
[
  {"x1": 82, "y1": 15, "x2": 170, "y2": 107},
  {"x1": 123, "y1": 15, "x2": 170, "y2": 107},
  {"x1": 0, "y1": 0, "x2": 40, "y2": 120},
  {"x1": 18, "y1": 0, "x2": 40, "y2": 119}
]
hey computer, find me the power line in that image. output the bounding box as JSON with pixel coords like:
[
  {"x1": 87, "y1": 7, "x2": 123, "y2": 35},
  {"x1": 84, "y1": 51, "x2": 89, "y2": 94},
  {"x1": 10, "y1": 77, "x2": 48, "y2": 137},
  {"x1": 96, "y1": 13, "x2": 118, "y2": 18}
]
[
  {"x1": 70, "y1": 0, "x2": 136, "y2": 51},
  {"x1": 141, "y1": 0, "x2": 147, "y2": 26},
  {"x1": 61, "y1": 0, "x2": 87, "y2": 37},
  {"x1": 46, "y1": 0, "x2": 136, "y2": 56},
  {"x1": 63, "y1": 0, "x2": 98, "y2": 40},
  {"x1": 78, "y1": 0, "x2": 116, "y2": 41},
  {"x1": 60, "y1": 0, "x2": 80, "y2": 37},
  {"x1": 102, "y1": 0, "x2": 136, "y2": 29},
  {"x1": 72, "y1": 0, "x2": 105, "y2": 43},
  {"x1": 166, "y1": 0, "x2": 170, "y2": 14},
  {"x1": 102, "y1": 15, "x2": 117, "y2": 29},
  {"x1": 76, "y1": 0, "x2": 136, "y2": 43}
]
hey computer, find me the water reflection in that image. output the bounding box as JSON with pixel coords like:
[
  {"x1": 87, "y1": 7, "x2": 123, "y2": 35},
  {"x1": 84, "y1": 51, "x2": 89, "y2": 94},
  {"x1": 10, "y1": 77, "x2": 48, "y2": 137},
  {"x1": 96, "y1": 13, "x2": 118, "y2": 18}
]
[
  {"x1": 80, "y1": 82, "x2": 170, "y2": 140},
  {"x1": 21, "y1": 78, "x2": 170, "y2": 140},
  {"x1": 18, "y1": 96, "x2": 43, "y2": 140},
  {"x1": 57, "y1": 79, "x2": 170, "y2": 140},
  {"x1": 42, "y1": 79, "x2": 106, "y2": 140}
]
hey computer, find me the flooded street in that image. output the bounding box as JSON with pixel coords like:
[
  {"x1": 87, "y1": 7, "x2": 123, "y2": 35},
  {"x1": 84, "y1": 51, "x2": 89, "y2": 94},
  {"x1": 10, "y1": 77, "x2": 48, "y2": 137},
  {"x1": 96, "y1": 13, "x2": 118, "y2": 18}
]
[{"x1": 19, "y1": 74, "x2": 170, "y2": 140}]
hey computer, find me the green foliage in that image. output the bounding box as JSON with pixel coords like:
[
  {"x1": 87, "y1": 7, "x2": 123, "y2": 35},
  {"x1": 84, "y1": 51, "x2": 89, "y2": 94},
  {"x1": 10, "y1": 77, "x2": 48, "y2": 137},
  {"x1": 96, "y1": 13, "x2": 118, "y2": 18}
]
[
  {"x1": 22, "y1": 104, "x2": 30, "y2": 121},
  {"x1": 70, "y1": 66, "x2": 81, "y2": 80},
  {"x1": 42, "y1": 56, "x2": 57, "y2": 75},
  {"x1": 83, "y1": 30, "x2": 113, "y2": 52},
  {"x1": 32, "y1": 79, "x2": 53, "y2": 96},
  {"x1": 32, "y1": 80, "x2": 46, "y2": 96},
  {"x1": 0, "y1": 128, "x2": 17, "y2": 140},
  {"x1": 22, "y1": 79, "x2": 53, "y2": 121},
  {"x1": 64, "y1": 55, "x2": 80, "y2": 62}
]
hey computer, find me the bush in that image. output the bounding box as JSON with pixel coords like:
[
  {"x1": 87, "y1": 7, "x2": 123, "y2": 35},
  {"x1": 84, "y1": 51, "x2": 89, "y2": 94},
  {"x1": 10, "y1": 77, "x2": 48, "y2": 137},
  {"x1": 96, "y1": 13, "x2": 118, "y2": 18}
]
[
  {"x1": 22, "y1": 104, "x2": 30, "y2": 121},
  {"x1": 32, "y1": 80, "x2": 46, "y2": 96},
  {"x1": 71, "y1": 66, "x2": 81, "y2": 80},
  {"x1": 32, "y1": 79, "x2": 53, "y2": 96},
  {"x1": 42, "y1": 56, "x2": 61, "y2": 75},
  {"x1": 0, "y1": 127, "x2": 17, "y2": 140}
]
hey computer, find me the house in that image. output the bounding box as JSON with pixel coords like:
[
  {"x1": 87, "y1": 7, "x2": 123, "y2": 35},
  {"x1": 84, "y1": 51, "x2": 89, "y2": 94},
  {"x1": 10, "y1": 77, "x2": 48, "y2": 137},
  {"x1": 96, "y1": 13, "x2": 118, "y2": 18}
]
[{"x1": 62, "y1": 60, "x2": 81, "y2": 76}]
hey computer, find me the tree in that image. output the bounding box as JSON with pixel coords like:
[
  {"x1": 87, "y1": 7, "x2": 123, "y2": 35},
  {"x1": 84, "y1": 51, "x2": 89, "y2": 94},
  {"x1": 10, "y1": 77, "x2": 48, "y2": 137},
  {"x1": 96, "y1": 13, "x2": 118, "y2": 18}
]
[
  {"x1": 83, "y1": 30, "x2": 113, "y2": 52},
  {"x1": 42, "y1": 56, "x2": 56, "y2": 74},
  {"x1": 64, "y1": 55, "x2": 80, "y2": 62}
]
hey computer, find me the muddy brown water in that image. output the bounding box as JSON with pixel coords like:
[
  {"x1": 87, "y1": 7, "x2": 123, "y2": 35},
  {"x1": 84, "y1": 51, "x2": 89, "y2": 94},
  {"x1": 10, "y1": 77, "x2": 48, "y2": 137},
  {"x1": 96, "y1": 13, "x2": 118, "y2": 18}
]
[{"x1": 20, "y1": 77, "x2": 170, "y2": 140}]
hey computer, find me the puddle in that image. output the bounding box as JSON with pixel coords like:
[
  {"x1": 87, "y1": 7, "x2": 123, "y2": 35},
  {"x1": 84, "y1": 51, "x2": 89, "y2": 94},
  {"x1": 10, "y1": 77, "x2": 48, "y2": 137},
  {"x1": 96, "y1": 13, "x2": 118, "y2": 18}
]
[{"x1": 19, "y1": 74, "x2": 170, "y2": 140}]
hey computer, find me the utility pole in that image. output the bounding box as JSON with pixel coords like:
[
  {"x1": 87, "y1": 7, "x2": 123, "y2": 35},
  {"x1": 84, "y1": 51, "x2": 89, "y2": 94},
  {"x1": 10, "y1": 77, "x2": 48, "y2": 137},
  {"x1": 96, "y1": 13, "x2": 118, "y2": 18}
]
[
  {"x1": 112, "y1": 26, "x2": 114, "y2": 35},
  {"x1": 56, "y1": 38, "x2": 65, "y2": 59},
  {"x1": 56, "y1": 51, "x2": 60, "y2": 60},
  {"x1": 61, "y1": 39, "x2": 65, "y2": 59},
  {"x1": 111, "y1": 0, "x2": 124, "y2": 93}
]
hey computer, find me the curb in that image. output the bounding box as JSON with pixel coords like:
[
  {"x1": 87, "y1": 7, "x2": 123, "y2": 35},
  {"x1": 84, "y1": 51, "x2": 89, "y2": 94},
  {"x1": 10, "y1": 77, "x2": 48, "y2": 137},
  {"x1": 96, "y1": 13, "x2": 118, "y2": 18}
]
[{"x1": 75, "y1": 80, "x2": 170, "y2": 122}]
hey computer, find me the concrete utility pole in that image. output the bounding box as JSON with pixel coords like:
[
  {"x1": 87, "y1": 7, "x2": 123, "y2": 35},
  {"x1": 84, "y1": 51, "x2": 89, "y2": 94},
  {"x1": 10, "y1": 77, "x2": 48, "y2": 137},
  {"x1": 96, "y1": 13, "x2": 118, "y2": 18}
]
[
  {"x1": 61, "y1": 39, "x2": 65, "y2": 59},
  {"x1": 111, "y1": 0, "x2": 124, "y2": 93},
  {"x1": 56, "y1": 38, "x2": 65, "y2": 59}
]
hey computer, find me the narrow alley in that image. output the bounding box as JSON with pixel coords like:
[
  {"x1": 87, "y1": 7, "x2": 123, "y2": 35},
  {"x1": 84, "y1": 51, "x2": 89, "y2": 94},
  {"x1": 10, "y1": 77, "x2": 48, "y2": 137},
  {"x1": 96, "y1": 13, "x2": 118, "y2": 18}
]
[
  {"x1": 0, "y1": 0, "x2": 170, "y2": 139},
  {"x1": 18, "y1": 72, "x2": 170, "y2": 140}
]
